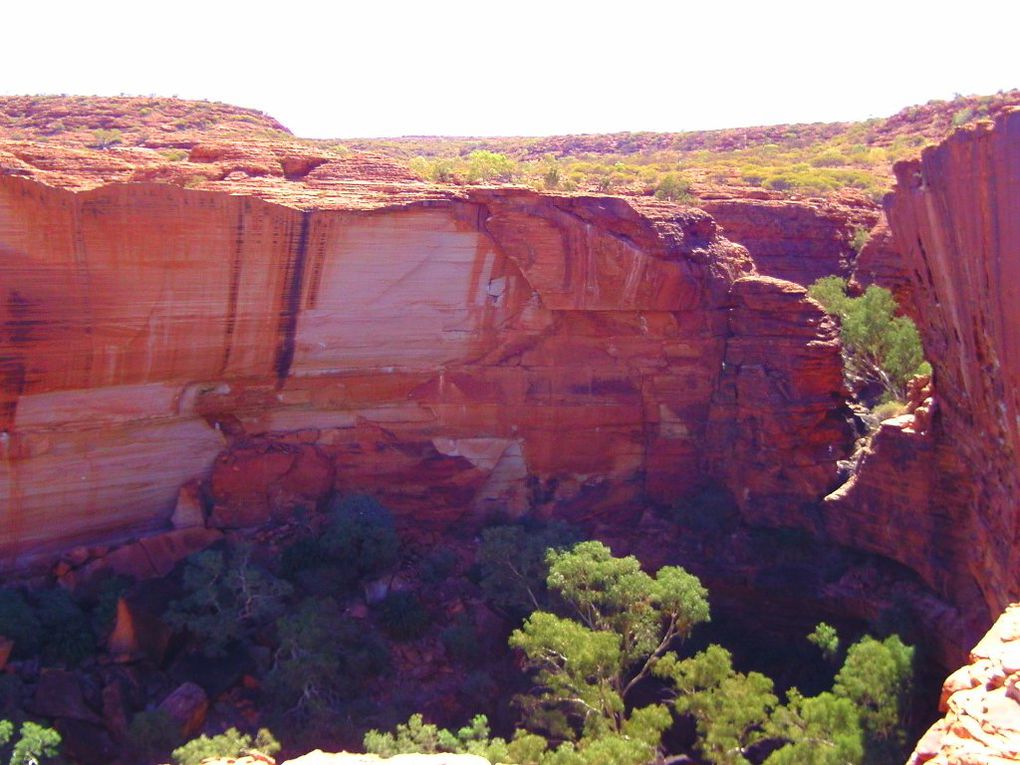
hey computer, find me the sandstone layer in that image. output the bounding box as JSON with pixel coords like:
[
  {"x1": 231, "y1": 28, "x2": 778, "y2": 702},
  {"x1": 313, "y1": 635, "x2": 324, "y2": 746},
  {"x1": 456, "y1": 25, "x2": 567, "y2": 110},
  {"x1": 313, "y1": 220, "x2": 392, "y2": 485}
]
[
  {"x1": 908, "y1": 604, "x2": 1020, "y2": 765},
  {"x1": 1, "y1": 161, "x2": 857, "y2": 570},
  {"x1": 879, "y1": 110, "x2": 1020, "y2": 622},
  {"x1": 699, "y1": 191, "x2": 879, "y2": 286}
]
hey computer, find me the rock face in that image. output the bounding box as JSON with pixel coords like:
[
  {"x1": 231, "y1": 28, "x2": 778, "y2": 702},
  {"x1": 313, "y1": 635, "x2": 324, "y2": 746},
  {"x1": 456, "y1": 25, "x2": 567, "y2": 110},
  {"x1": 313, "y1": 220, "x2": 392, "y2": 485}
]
[
  {"x1": 880, "y1": 110, "x2": 1020, "y2": 623},
  {"x1": 0, "y1": 155, "x2": 847, "y2": 568},
  {"x1": 699, "y1": 192, "x2": 880, "y2": 286},
  {"x1": 908, "y1": 604, "x2": 1020, "y2": 765},
  {"x1": 708, "y1": 275, "x2": 851, "y2": 524}
]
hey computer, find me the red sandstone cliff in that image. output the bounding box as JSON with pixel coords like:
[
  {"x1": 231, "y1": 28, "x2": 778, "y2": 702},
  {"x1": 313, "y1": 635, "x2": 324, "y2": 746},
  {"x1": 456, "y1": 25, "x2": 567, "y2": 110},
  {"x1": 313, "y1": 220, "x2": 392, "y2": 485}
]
[
  {"x1": 0, "y1": 120, "x2": 861, "y2": 577},
  {"x1": 818, "y1": 110, "x2": 1020, "y2": 677},
  {"x1": 699, "y1": 191, "x2": 880, "y2": 286}
]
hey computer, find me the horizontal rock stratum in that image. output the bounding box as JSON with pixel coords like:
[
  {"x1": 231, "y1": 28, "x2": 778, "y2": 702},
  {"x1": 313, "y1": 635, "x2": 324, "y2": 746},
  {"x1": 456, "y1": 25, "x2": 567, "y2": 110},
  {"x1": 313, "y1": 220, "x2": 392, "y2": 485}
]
[{"x1": 0, "y1": 159, "x2": 856, "y2": 570}]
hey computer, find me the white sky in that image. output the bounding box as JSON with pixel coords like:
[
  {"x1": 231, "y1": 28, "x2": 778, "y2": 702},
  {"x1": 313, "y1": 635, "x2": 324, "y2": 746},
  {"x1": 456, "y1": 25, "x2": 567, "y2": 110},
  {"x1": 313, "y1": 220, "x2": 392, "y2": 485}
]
[{"x1": 3, "y1": 0, "x2": 1017, "y2": 138}]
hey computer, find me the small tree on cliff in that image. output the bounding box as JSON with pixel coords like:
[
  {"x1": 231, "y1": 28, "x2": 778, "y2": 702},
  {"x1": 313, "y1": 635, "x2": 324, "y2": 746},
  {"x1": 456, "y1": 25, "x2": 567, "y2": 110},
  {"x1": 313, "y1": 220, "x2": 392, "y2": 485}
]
[{"x1": 808, "y1": 277, "x2": 930, "y2": 402}]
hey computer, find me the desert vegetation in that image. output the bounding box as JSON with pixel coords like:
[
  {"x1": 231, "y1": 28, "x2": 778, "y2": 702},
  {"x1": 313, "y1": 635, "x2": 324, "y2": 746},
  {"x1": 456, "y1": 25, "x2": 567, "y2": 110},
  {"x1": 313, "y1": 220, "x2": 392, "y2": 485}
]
[
  {"x1": 350, "y1": 91, "x2": 1020, "y2": 200},
  {"x1": 0, "y1": 497, "x2": 926, "y2": 765},
  {"x1": 807, "y1": 277, "x2": 930, "y2": 404},
  {"x1": 365, "y1": 541, "x2": 916, "y2": 765}
]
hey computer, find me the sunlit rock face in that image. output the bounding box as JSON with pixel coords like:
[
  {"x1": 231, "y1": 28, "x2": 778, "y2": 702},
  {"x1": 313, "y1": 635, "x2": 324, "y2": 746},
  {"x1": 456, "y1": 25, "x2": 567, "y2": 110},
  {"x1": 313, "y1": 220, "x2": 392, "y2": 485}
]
[
  {"x1": 0, "y1": 170, "x2": 830, "y2": 565},
  {"x1": 884, "y1": 110, "x2": 1020, "y2": 622},
  {"x1": 908, "y1": 604, "x2": 1020, "y2": 765}
]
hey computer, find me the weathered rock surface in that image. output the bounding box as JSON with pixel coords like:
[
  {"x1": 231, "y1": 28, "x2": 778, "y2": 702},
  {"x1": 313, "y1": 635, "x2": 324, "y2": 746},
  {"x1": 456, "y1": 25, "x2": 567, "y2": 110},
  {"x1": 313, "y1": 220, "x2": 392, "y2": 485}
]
[
  {"x1": 708, "y1": 275, "x2": 851, "y2": 523},
  {"x1": 908, "y1": 604, "x2": 1020, "y2": 765},
  {"x1": 880, "y1": 110, "x2": 1020, "y2": 624},
  {"x1": 854, "y1": 214, "x2": 919, "y2": 319},
  {"x1": 699, "y1": 191, "x2": 880, "y2": 286},
  {"x1": 10, "y1": 166, "x2": 839, "y2": 565}
]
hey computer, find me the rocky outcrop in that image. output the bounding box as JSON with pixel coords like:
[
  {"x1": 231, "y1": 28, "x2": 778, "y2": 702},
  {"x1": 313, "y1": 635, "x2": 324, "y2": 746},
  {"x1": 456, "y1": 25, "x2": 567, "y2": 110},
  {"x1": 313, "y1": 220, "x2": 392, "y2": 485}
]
[
  {"x1": 0, "y1": 145, "x2": 866, "y2": 573},
  {"x1": 854, "y1": 214, "x2": 919, "y2": 319},
  {"x1": 881, "y1": 110, "x2": 1020, "y2": 625},
  {"x1": 699, "y1": 191, "x2": 880, "y2": 286},
  {"x1": 908, "y1": 604, "x2": 1020, "y2": 765},
  {"x1": 708, "y1": 275, "x2": 851, "y2": 524}
]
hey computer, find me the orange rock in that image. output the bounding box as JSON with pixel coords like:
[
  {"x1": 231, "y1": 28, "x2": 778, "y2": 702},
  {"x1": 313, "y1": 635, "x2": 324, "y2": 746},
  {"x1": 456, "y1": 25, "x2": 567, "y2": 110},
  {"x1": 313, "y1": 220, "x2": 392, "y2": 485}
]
[
  {"x1": 157, "y1": 682, "x2": 209, "y2": 738},
  {"x1": 911, "y1": 604, "x2": 1020, "y2": 764},
  {"x1": 883, "y1": 109, "x2": 1020, "y2": 628}
]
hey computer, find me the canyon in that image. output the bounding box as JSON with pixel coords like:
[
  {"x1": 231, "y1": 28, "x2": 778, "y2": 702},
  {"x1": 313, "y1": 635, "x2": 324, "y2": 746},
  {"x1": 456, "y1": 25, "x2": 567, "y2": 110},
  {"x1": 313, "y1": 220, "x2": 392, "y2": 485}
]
[{"x1": 0, "y1": 97, "x2": 1018, "y2": 763}]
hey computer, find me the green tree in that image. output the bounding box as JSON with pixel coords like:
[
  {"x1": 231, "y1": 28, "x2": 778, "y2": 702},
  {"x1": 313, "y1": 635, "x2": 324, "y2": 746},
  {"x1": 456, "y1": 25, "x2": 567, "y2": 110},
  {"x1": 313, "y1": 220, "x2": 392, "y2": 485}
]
[
  {"x1": 265, "y1": 596, "x2": 388, "y2": 734},
  {"x1": 165, "y1": 544, "x2": 292, "y2": 656},
  {"x1": 657, "y1": 645, "x2": 778, "y2": 765},
  {"x1": 808, "y1": 277, "x2": 930, "y2": 401},
  {"x1": 832, "y1": 635, "x2": 914, "y2": 760},
  {"x1": 172, "y1": 728, "x2": 279, "y2": 765},
  {"x1": 476, "y1": 522, "x2": 579, "y2": 620},
  {"x1": 1, "y1": 721, "x2": 61, "y2": 765},
  {"x1": 125, "y1": 710, "x2": 182, "y2": 765},
  {"x1": 510, "y1": 541, "x2": 709, "y2": 751},
  {"x1": 765, "y1": 690, "x2": 863, "y2": 765}
]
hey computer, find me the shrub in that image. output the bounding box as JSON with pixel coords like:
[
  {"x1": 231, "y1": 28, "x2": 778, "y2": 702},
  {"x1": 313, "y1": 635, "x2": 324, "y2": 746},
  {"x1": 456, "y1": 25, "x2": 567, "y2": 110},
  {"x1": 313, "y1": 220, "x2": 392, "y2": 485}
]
[
  {"x1": 850, "y1": 226, "x2": 870, "y2": 254},
  {"x1": 89, "y1": 129, "x2": 123, "y2": 149},
  {"x1": 0, "y1": 720, "x2": 61, "y2": 765},
  {"x1": 654, "y1": 173, "x2": 693, "y2": 202},
  {"x1": 364, "y1": 713, "x2": 511, "y2": 764},
  {"x1": 808, "y1": 278, "x2": 930, "y2": 401},
  {"x1": 165, "y1": 544, "x2": 292, "y2": 656},
  {"x1": 419, "y1": 547, "x2": 458, "y2": 584},
  {"x1": 441, "y1": 615, "x2": 482, "y2": 664},
  {"x1": 375, "y1": 591, "x2": 430, "y2": 641},
  {"x1": 125, "y1": 710, "x2": 182, "y2": 764},
  {"x1": 172, "y1": 727, "x2": 279, "y2": 765}
]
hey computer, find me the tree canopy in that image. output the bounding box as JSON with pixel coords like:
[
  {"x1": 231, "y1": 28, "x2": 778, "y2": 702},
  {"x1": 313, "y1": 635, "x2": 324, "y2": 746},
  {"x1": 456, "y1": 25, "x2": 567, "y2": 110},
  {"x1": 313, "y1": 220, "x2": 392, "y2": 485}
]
[{"x1": 808, "y1": 277, "x2": 930, "y2": 402}]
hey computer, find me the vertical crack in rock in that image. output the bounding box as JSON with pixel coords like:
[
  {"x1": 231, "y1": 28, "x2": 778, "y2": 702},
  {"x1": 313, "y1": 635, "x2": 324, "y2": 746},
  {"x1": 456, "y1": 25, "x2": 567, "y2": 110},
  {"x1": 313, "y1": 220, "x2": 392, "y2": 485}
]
[
  {"x1": 274, "y1": 210, "x2": 312, "y2": 384},
  {"x1": 220, "y1": 204, "x2": 246, "y2": 375}
]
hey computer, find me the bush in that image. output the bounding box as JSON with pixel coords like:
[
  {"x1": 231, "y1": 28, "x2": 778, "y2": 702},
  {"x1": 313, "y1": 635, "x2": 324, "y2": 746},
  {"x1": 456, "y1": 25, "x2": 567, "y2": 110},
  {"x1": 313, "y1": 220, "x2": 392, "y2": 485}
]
[
  {"x1": 165, "y1": 544, "x2": 292, "y2": 656},
  {"x1": 808, "y1": 278, "x2": 930, "y2": 401},
  {"x1": 375, "y1": 591, "x2": 430, "y2": 641},
  {"x1": 125, "y1": 710, "x2": 182, "y2": 765},
  {"x1": 172, "y1": 727, "x2": 279, "y2": 765}
]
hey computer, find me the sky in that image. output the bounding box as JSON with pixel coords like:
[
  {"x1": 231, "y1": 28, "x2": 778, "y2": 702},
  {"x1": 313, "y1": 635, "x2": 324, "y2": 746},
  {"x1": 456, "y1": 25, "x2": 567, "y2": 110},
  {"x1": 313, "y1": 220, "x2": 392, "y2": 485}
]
[{"x1": 3, "y1": 0, "x2": 1017, "y2": 138}]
